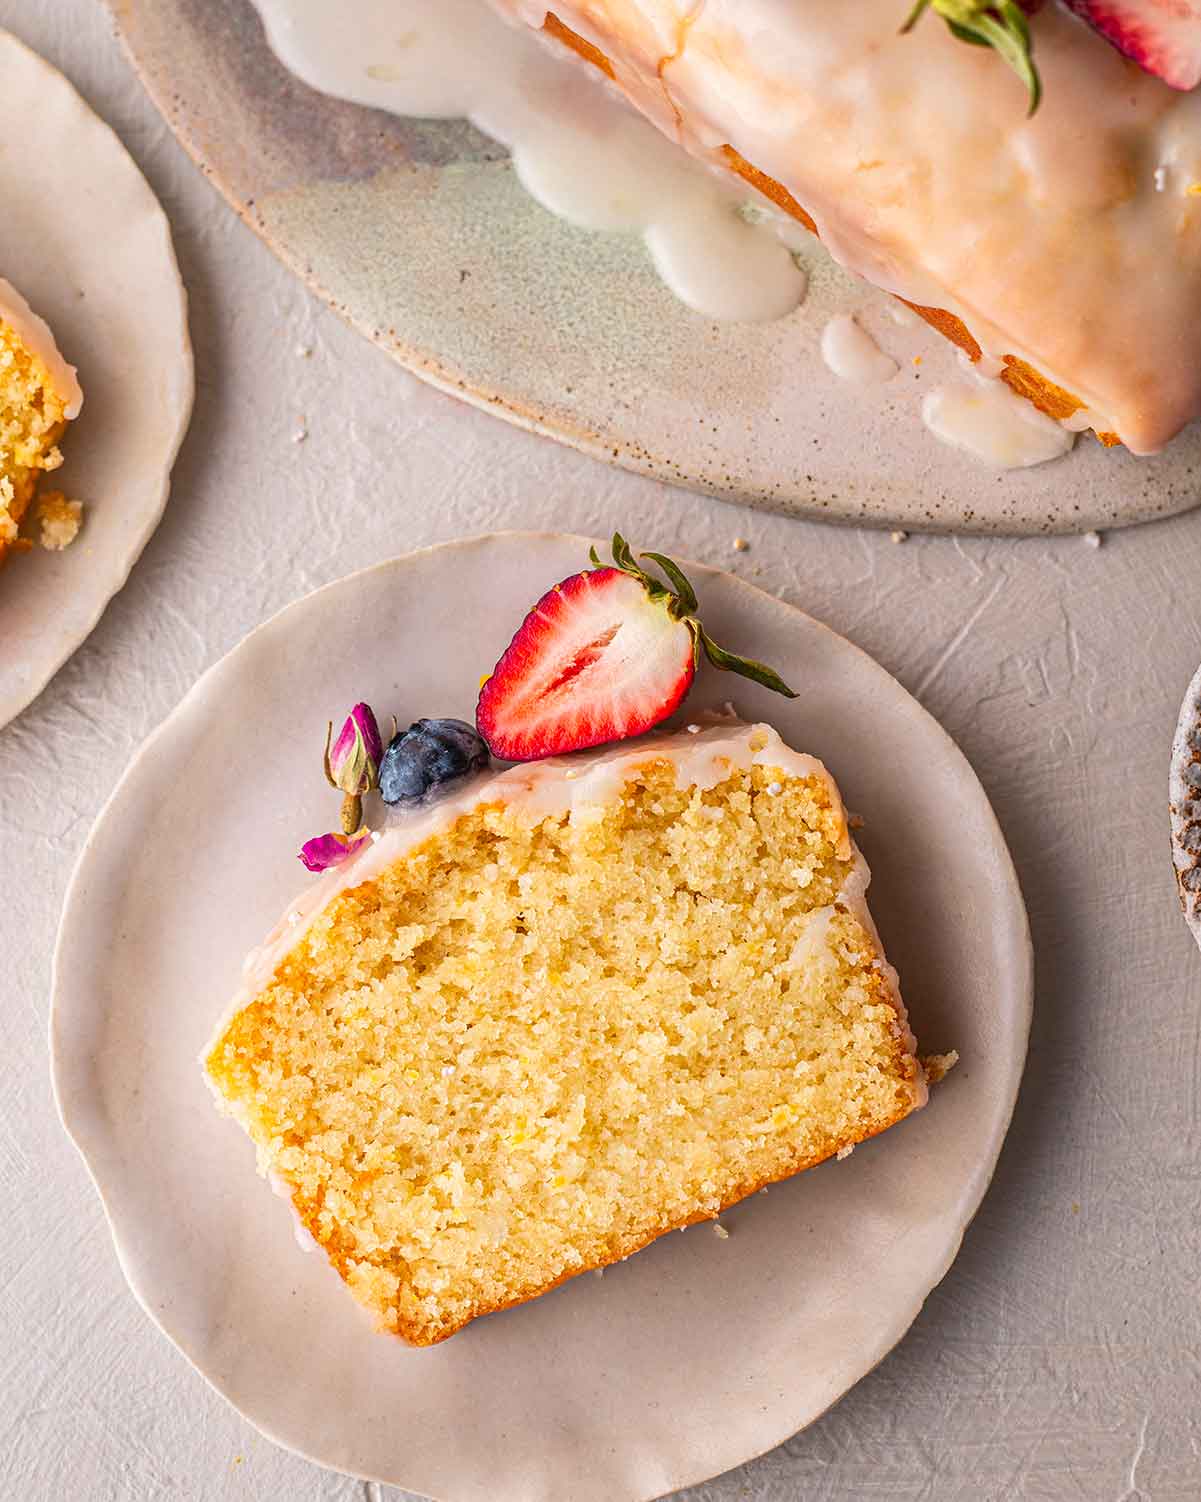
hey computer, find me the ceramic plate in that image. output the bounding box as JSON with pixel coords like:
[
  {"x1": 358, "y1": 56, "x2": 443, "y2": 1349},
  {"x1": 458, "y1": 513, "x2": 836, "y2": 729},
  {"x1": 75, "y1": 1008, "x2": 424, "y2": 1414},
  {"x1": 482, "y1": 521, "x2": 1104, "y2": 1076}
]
[
  {"x1": 107, "y1": 0, "x2": 1198, "y2": 536},
  {"x1": 52, "y1": 533, "x2": 1031, "y2": 1501},
  {"x1": 0, "y1": 30, "x2": 192, "y2": 728}
]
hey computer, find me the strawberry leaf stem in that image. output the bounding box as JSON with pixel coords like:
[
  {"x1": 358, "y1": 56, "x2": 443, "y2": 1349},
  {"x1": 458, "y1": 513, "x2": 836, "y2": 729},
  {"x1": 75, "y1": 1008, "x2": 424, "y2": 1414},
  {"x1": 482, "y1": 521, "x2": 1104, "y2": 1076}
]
[
  {"x1": 902, "y1": 0, "x2": 1041, "y2": 114},
  {"x1": 640, "y1": 551, "x2": 699, "y2": 614},
  {"x1": 695, "y1": 627, "x2": 799, "y2": 699},
  {"x1": 591, "y1": 533, "x2": 797, "y2": 699}
]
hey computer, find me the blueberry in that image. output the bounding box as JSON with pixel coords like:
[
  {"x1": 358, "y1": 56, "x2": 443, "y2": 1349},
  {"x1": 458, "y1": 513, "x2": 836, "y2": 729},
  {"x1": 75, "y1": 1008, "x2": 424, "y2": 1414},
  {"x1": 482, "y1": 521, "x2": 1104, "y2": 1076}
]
[{"x1": 379, "y1": 718, "x2": 490, "y2": 805}]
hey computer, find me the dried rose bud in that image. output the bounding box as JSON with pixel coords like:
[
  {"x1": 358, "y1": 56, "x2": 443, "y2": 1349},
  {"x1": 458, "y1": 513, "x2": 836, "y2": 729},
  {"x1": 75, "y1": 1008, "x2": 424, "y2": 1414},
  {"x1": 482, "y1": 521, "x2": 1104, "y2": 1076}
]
[
  {"x1": 323, "y1": 702, "x2": 383, "y2": 833},
  {"x1": 324, "y1": 702, "x2": 382, "y2": 795},
  {"x1": 298, "y1": 827, "x2": 370, "y2": 873}
]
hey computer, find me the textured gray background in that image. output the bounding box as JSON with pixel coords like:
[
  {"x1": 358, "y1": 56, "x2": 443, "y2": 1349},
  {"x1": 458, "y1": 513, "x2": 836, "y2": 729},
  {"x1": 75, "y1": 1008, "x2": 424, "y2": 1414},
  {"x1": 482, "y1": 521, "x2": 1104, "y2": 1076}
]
[{"x1": 3, "y1": 3, "x2": 1200, "y2": 1499}]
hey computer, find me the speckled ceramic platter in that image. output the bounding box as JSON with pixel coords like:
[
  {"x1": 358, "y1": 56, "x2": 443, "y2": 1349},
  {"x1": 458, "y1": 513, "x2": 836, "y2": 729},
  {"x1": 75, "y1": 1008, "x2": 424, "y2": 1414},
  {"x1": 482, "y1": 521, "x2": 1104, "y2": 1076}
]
[
  {"x1": 108, "y1": 0, "x2": 1200, "y2": 537},
  {"x1": 1170, "y1": 662, "x2": 1201, "y2": 951},
  {"x1": 52, "y1": 533, "x2": 1032, "y2": 1501},
  {"x1": 0, "y1": 30, "x2": 192, "y2": 728}
]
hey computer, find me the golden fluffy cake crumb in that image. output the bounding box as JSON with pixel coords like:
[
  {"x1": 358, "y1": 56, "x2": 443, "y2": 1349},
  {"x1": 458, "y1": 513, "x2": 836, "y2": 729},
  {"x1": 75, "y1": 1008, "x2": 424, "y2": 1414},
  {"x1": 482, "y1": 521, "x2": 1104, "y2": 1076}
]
[
  {"x1": 206, "y1": 746, "x2": 927, "y2": 1345},
  {"x1": 36, "y1": 490, "x2": 82, "y2": 551},
  {"x1": 920, "y1": 1049, "x2": 959, "y2": 1085},
  {"x1": 0, "y1": 311, "x2": 74, "y2": 563}
]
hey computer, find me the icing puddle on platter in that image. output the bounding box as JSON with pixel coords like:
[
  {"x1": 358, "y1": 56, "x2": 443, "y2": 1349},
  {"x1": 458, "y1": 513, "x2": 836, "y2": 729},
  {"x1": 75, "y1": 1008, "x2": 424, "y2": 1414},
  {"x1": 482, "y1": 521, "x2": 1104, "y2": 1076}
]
[
  {"x1": 820, "y1": 315, "x2": 898, "y2": 387},
  {"x1": 921, "y1": 369, "x2": 1077, "y2": 470},
  {"x1": 250, "y1": 0, "x2": 1099, "y2": 471},
  {"x1": 251, "y1": 0, "x2": 805, "y2": 324}
]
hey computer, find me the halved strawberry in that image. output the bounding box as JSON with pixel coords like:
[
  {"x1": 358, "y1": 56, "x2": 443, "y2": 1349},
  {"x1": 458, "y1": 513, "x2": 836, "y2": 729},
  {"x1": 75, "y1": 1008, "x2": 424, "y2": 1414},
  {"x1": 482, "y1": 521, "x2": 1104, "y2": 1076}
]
[
  {"x1": 1064, "y1": 0, "x2": 1201, "y2": 90},
  {"x1": 476, "y1": 534, "x2": 795, "y2": 762}
]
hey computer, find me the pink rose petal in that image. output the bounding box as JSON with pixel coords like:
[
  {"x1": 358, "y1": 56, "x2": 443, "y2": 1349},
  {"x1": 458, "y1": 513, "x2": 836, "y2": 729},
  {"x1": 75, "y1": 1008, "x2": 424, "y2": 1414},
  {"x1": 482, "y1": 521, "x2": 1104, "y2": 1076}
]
[{"x1": 299, "y1": 827, "x2": 370, "y2": 873}]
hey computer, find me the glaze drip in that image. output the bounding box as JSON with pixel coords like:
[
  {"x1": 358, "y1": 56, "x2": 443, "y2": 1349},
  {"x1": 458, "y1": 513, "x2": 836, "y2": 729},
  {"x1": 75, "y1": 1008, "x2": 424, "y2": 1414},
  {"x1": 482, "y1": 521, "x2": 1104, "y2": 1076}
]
[{"x1": 251, "y1": 0, "x2": 806, "y2": 322}]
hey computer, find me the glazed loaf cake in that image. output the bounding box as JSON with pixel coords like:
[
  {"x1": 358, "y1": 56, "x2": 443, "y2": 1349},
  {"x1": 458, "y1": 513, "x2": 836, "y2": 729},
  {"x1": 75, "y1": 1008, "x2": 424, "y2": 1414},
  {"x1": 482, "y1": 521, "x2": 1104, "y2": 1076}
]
[
  {"x1": 494, "y1": 2, "x2": 1201, "y2": 453},
  {"x1": 205, "y1": 722, "x2": 929, "y2": 1345}
]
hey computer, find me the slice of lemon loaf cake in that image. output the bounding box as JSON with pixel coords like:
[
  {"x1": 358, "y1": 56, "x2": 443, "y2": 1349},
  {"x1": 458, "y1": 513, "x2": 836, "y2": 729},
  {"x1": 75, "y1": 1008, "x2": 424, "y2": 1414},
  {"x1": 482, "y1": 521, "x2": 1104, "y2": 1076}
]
[
  {"x1": 0, "y1": 278, "x2": 83, "y2": 562},
  {"x1": 205, "y1": 721, "x2": 928, "y2": 1345}
]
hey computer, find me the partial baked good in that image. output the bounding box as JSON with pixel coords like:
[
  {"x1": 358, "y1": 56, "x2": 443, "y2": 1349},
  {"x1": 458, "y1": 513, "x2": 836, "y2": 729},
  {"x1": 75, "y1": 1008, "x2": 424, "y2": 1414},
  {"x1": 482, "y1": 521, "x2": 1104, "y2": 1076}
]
[
  {"x1": 494, "y1": 3, "x2": 1201, "y2": 453},
  {"x1": 205, "y1": 720, "x2": 928, "y2": 1345},
  {"x1": 0, "y1": 278, "x2": 82, "y2": 562}
]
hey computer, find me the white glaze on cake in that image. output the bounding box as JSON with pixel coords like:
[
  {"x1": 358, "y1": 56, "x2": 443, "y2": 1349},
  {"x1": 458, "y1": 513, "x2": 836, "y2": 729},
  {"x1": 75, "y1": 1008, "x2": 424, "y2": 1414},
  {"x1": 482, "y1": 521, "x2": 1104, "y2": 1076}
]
[
  {"x1": 495, "y1": 0, "x2": 1201, "y2": 452},
  {"x1": 0, "y1": 278, "x2": 83, "y2": 419},
  {"x1": 208, "y1": 721, "x2": 924, "y2": 1101},
  {"x1": 249, "y1": 0, "x2": 806, "y2": 322}
]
